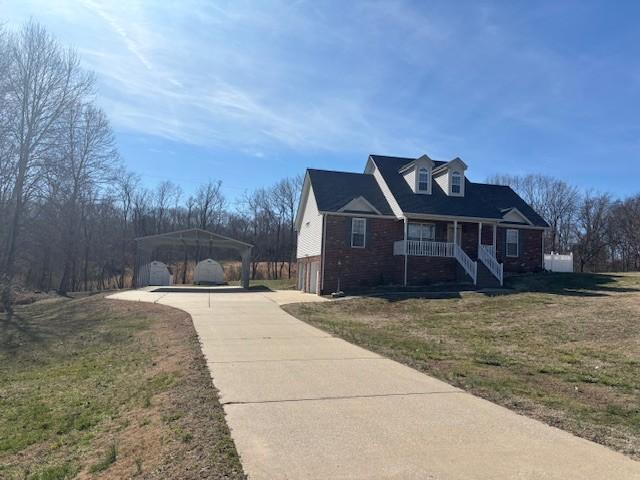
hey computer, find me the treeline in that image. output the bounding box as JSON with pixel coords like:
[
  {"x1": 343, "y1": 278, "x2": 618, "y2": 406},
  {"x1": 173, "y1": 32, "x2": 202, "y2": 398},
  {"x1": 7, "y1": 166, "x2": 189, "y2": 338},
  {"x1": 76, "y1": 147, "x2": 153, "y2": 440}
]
[
  {"x1": 0, "y1": 22, "x2": 300, "y2": 314},
  {"x1": 488, "y1": 174, "x2": 640, "y2": 272}
]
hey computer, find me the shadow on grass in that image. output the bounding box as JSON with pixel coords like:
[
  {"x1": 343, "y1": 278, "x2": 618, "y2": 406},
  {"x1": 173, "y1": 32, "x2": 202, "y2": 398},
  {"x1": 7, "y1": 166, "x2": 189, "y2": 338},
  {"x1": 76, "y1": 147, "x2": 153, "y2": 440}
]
[
  {"x1": 342, "y1": 272, "x2": 640, "y2": 302},
  {"x1": 506, "y1": 272, "x2": 640, "y2": 297}
]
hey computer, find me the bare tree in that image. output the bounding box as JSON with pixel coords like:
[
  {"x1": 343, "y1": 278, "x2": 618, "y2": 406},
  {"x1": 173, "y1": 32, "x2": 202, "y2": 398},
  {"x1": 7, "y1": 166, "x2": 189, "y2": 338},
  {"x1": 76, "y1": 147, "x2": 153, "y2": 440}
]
[
  {"x1": 195, "y1": 180, "x2": 225, "y2": 230},
  {"x1": 487, "y1": 173, "x2": 579, "y2": 252},
  {"x1": 574, "y1": 192, "x2": 611, "y2": 272},
  {"x1": 55, "y1": 103, "x2": 118, "y2": 294},
  {"x1": 1, "y1": 21, "x2": 93, "y2": 312}
]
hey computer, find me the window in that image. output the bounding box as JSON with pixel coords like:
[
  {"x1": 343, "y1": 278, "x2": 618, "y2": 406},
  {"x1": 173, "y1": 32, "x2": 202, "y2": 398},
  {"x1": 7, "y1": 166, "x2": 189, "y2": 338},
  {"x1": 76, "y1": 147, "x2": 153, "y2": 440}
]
[
  {"x1": 408, "y1": 223, "x2": 436, "y2": 242},
  {"x1": 506, "y1": 229, "x2": 519, "y2": 257},
  {"x1": 451, "y1": 171, "x2": 462, "y2": 194},
  {"x1": 351, "y1": 217, "x2": 366, "y2": 248},
  {"x1": 418, "y1": 168, "x2": 430, "y2": 192}
]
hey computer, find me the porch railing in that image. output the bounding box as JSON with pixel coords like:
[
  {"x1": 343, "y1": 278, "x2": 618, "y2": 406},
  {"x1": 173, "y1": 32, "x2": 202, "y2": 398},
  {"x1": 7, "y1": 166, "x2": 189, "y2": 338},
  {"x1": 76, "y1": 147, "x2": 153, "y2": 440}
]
[
  {"x1": 481, "y1": 243, "x2": 496, "y2": 257},
  {"x1": 393, "y1": 240, "x2": 454, "y2": 257},
  {"x1": 478, "y1": 244, "x2": 503, "y2": 286},
  {"x1": 454, "y1": 244, "x2": 477, "y2": 285}
]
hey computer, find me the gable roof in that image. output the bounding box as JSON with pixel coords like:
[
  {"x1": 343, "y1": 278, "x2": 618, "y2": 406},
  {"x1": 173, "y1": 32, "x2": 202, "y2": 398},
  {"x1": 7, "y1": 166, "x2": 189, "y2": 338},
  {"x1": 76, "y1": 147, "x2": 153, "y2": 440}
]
[
  {"x1": 369, "y1": 155, "x2": 549, "y2": 227},
  {"x1": 471, "y1": 183, "x2": 549, "y2": 227},
  {"x1": 306, "y1": 169, "x2": 394, "y2": 216}
]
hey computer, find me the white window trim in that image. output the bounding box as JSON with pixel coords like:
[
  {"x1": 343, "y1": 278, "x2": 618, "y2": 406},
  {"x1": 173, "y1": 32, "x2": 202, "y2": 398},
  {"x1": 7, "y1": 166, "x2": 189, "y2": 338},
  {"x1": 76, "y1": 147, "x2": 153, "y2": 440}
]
[
  {"x1": 408, "y1": 222, "x2": 436, "y2": 242},
  {"x1": 450, "y1": 171, "x2": 462, "y2": 195},
  {"x1": 506, "y1": 229, "x2": 519, "y2": 257},
  {"x1": 351, "y1": 217, "x2": 366, "y2": 248},
  {"x1": 417, "y1": 168, "x2": 430, "y2": 193}
]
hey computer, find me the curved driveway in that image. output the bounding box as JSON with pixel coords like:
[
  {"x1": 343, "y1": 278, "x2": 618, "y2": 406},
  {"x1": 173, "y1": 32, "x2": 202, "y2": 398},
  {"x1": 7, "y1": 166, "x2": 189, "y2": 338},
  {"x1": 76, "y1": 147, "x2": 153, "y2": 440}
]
[{"x1": 109, "y1": 287, "x2": 640, "y2": 479}]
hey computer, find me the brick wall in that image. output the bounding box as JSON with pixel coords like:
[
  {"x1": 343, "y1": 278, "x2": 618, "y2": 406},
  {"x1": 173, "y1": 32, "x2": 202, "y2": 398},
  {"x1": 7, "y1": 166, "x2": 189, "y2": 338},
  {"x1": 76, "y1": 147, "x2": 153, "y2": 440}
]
[
  {"x1": 481, "y1": 224, "x2": 495, "y2": 245},
  {"x1": 496, "y1": 227, "x2": 543, "y2": 273},
  {"x1": 460, "y1": 222, "x2": 480, "y2": 259},
  {"x1": 322, "y1": 215, "x2": 404, "y2": 293},
  {"x1": 406, "y1": 256, "x2": 457, "y2": 285}
]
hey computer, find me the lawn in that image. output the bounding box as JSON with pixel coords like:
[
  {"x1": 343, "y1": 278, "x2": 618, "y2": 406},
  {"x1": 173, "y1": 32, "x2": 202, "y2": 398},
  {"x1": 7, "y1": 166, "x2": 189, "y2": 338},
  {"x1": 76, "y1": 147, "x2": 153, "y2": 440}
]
[
  {"x1": 0, "y1": 294, "x2": 246, "y2": 479},
  {"x1": 283, "y1": 272, "x2": 640, "y2": 459}
]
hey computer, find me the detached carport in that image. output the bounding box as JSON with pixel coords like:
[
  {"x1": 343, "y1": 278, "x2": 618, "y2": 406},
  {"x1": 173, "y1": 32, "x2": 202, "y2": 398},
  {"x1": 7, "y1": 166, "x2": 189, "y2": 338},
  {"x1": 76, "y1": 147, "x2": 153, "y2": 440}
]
[{"x1": 134, "y1": 228, "x2": 253, "y2": 289}]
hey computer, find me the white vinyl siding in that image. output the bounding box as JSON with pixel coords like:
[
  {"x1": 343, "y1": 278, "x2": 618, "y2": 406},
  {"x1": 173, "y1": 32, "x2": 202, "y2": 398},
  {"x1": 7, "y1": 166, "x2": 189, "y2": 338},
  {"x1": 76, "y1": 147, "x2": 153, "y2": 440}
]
[
  {"x1": 506, "y1": 229, "x2": 519, "y2": 257},
  {"x1": 351, "y1": 218, "x2": 366, "y2": 248},
  {"x1": 296, "y1": 184, "x2": 323, "y2": 258}
]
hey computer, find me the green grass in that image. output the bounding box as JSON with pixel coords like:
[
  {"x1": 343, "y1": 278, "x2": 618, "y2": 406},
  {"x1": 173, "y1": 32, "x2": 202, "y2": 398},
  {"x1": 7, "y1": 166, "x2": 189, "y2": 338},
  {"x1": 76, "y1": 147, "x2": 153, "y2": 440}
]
[
  {"x1": 88, "y1": 443, "x2": 117, "y2": 473},
  {"x1": 0, "y1": 295, "x2": 245, "y2": 479},
  {"x1": 284, "y1": 272, "x2": 640, "y2": 459}
]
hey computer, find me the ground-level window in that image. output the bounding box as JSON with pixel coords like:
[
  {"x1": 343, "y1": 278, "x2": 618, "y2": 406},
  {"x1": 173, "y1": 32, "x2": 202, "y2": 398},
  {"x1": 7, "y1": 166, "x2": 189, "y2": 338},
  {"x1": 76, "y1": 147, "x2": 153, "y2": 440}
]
[
  {"x1": 351, "y1": 217, "x2": 366, "y2": 248},
  {"x1": 408, "y1": 223, "x2": 436, "y2": 242},
  {"x1": 506, "y1": 229, "x2": 519, "y2": 257}
]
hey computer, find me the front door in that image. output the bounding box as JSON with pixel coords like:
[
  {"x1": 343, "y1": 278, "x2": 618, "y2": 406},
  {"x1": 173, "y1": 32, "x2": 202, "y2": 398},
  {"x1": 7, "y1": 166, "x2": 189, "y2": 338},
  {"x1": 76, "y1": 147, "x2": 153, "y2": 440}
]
[{"x1": 447, "y1": 224, "x2": 462, "y2": 245}]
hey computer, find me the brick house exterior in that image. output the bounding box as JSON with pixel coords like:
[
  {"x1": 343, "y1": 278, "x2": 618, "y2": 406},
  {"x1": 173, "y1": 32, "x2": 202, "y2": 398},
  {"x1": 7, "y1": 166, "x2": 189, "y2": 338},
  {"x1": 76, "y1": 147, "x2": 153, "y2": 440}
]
[{"x1": 295, "y1": 154, "x2": 549, "y2": 294}]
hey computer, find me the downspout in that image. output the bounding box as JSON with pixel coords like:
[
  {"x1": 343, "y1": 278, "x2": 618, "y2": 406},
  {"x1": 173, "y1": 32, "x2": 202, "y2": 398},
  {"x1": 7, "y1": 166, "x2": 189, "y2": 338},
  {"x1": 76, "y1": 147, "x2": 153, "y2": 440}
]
[
  {"x1": 320, "y1": 214, "x2": 326, "y2": 295},
  {"x1": 403, "y1": 216, "x2": 408, "y2": 287}
]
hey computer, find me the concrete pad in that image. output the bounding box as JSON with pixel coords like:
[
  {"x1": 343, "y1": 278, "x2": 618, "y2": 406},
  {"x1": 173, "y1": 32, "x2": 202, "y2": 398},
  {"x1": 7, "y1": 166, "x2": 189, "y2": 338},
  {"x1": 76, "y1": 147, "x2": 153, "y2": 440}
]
[
  {"x1": 225, "y1": 394, "x2": 640, "y2": 480},
  {"x1": 209, "y1": 357, "x2": 459, "y2": 404},
  {"x1": 200, "y1": 336, "x2": 381, "y2": 362}
]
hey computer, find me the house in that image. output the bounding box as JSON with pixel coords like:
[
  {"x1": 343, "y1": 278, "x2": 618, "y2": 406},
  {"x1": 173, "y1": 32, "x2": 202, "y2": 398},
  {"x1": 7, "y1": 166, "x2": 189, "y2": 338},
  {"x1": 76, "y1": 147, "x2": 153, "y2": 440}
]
[{"x1": 294, "y1": 154, "x2": 549, "y2": 294}]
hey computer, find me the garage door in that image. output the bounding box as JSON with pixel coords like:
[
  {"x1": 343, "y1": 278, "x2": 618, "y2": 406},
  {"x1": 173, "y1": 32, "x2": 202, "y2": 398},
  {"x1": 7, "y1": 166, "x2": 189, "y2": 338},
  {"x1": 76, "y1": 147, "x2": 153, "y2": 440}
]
[{"x1": 309, "y1": 262, "x2": 319, "y2": 294}]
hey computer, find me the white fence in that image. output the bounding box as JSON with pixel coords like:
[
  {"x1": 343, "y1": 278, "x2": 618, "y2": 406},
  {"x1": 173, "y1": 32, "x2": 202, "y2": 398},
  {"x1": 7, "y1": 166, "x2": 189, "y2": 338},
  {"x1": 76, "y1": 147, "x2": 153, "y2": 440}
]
[{"x1": 544, "y1": 252, "x2": 574, "y2": 272}]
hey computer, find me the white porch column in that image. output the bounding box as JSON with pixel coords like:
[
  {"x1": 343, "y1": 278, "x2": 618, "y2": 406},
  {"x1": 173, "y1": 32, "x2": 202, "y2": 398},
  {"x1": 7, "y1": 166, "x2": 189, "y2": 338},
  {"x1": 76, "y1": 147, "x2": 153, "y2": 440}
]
[
  {"x1": 453, "y1": 220, "x2": 458, "y2": 246},
  {"x1": 478, "y1": 222, "x2": 483, "y2": 256},
  {"x1": 493, "y1": 223, "x2": 497, "y2": 253},
  {"x1": 241, "y1": 248, "x2": 251, "y2": 289},
  {"x1": 403, "y1": 217, "x2": 408, "y2": 287}
]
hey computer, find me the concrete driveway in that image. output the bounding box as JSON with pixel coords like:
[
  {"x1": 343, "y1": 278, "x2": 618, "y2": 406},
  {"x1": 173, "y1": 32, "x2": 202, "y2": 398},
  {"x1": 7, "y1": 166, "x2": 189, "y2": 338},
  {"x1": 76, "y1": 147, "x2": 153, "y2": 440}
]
[{"x1": 109, "y1": 287, "x2": 640, "y2": 479}]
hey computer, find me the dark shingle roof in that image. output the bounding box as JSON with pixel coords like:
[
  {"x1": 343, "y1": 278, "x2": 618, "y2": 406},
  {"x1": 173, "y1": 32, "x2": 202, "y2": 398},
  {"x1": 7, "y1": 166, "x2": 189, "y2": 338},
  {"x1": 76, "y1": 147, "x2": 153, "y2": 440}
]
[
  {"x1": 369, "y1": 155, "x2": 549, "y2": 227},
  {"x1": 307, "y1": 169, "x2": 393, "y2": 215}
]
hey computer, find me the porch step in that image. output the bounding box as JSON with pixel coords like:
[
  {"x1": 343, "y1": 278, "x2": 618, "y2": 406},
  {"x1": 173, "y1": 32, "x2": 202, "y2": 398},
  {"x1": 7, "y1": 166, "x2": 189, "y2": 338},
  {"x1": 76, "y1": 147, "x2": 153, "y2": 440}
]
[{"x1": 476, "y1": 261, "x2": 501, "y2": 288}]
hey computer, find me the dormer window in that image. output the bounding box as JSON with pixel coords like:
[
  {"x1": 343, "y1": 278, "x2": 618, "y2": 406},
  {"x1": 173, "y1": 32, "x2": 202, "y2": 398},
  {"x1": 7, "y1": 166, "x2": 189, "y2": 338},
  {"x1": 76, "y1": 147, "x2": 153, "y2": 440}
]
[
  {"x1": 451, "y1": 172, "x2": 461, "y2": 194},
  {"x1": 418, "y1": 168, "x2": 429, "y2": 192}
]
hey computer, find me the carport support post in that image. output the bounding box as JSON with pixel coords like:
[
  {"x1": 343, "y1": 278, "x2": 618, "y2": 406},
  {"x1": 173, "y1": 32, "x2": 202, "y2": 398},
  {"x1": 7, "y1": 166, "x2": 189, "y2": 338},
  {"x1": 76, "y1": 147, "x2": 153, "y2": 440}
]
[{"x1": 241, "y1": 248, "x2": 251, "y2": 289}]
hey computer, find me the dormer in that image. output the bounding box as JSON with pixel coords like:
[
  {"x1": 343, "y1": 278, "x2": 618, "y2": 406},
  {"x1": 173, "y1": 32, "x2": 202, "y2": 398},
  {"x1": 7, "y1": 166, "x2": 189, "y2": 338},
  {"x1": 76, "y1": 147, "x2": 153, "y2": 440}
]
[
  {"x1": 398, "y1": 154, "x2": 434, "y2": 194},
  {"x1": 433, "y1": 157, "x2": 468, "y2": 197}
]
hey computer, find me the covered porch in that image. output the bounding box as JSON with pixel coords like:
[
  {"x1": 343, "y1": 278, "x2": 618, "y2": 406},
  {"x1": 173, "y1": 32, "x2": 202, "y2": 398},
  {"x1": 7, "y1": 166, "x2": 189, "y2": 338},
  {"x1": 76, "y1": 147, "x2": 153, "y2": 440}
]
[{"x1": 393, "y1": 219, "x2": 503, "y2": 286}]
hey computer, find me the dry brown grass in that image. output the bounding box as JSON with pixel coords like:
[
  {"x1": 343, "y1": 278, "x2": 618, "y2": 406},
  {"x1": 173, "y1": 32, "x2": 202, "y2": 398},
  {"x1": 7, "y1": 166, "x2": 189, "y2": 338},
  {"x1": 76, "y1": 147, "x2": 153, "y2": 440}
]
[
  {"x1": 284, "y1": 272, "x2": 640, "y2": 459},
  {"x1": 0, "y1": 295, "x2": 245, "y2": 479}
]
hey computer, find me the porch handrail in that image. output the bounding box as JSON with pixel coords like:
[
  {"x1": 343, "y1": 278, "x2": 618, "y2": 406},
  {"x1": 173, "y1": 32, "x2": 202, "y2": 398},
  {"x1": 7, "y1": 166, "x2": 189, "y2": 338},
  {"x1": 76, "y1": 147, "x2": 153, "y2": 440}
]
[
  {"x1": 481, "y1": 243, "x2": 496, "y2": 257},
  {"x1": 409, "y1": 240, "x2": 453, "y2": 257},
  {"x1": 454, "y1": 244, "x2": 477, "y2": 285},
  {"x1": 479, "y1": 244, "x2": 503, "y2": 286},
  {"x1": 393, "y1": 240, "x2": 454, "y2": 257}
]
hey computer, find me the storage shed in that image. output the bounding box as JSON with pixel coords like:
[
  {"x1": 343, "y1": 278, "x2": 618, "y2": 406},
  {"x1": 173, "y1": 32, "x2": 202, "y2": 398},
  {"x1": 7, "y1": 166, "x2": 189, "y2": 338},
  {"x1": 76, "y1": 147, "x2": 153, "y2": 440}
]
[
  {"x1": 194, "y1": 259, "x2": 225, "y2": 284},
  {"x1": 147, "y1": 261, "x2": 172, "y2": 286}
]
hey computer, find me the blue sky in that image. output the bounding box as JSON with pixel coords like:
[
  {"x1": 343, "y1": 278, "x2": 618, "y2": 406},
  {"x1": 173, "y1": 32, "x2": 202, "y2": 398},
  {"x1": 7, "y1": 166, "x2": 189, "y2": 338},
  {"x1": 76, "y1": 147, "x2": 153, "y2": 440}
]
[{"x1": 3, "y1": 0, "x2": 640, "y2": 200}]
